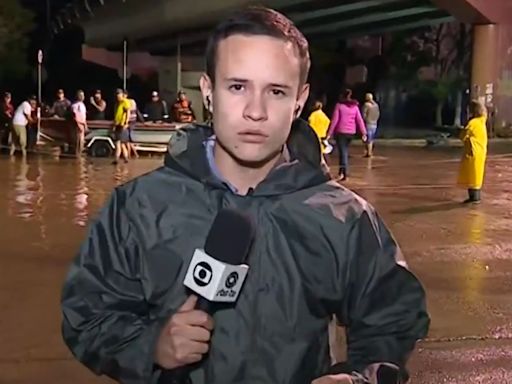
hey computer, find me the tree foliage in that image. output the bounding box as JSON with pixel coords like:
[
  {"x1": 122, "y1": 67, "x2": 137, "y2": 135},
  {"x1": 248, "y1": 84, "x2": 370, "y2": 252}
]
[
  {"x1": 0, "y1": 0, "x2": 34, "y2": 82},
  {"x1": 388, "y1": 22, "x2": 472, "y2": 126}
]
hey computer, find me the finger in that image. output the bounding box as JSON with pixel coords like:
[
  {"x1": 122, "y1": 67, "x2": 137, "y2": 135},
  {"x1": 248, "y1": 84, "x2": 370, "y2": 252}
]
[
  {"x1": 180, "y1": 325, "x2": 212, "y2": 342},
  {"x1": 176, "y1": 310, "x2": 214, "y2": 330},
  {"x1": 180, "y1": 353, "x2": 203, "y2": 365},
  {"x1": 171, "y1": 339, "x2": 209, "y2": 361},
  {"x1": 177, "y1": 295, "x2": 198, "y2": 313},
  {"x1": 187, "y1": 340, "x2": 210, "y2": 355}
]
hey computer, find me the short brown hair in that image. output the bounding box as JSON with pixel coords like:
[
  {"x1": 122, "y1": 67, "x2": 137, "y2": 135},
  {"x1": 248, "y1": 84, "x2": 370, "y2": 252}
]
[
  {"x1": 469, "y1": 100, "x2": 487, "y2": 118},
  {"x1": 205, "y1": 7, "x2": 311, "y2": 86}
]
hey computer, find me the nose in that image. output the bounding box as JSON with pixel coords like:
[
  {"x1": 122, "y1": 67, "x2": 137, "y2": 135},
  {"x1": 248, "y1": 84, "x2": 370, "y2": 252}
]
[{"x1": 243, "y1": 93, "x2": 268, "y2": 122}]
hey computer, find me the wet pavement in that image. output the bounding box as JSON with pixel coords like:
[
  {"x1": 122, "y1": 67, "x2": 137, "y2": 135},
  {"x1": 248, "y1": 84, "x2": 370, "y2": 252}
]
[{"x1": 0, "y1": 143, "x2": 511, "y2": 383}]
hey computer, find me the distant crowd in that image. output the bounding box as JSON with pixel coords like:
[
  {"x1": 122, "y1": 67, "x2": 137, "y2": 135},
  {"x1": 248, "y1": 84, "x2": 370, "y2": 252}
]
[
  {"x1": 39, "y1": 88, "x2": 196, "y2": 124},
  {"x1": 0, "y1": 88, "x2": 197, "y2": 159}
]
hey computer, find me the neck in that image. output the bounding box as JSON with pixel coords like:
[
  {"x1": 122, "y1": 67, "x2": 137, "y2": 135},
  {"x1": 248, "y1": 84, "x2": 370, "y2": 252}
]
[{"x1": 213, "y1": 143, "x2": 281, "y2": 195}]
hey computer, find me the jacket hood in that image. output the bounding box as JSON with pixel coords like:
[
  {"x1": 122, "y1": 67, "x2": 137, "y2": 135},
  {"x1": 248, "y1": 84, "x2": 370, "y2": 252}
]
[{"x1": 164, "y1": 119, "x2": 330, "y2": 197}]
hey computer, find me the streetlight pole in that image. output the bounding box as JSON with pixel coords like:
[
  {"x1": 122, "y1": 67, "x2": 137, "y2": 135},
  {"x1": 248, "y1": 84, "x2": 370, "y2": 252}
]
[
  {"x1": 123, "y1": 39, "x2": 128, "y2": 90},
  {"x1": 37, "y1": 49, "x2": 43, "y2": 144},
  {"x1": 37, "y1": 50, "x2": 43, "y2": 103}
]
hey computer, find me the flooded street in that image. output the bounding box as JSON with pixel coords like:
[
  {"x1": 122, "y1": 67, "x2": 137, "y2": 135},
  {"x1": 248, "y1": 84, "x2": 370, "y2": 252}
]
[{"x1": 1, "y1": 144, "x2": 511, "y2": 383}]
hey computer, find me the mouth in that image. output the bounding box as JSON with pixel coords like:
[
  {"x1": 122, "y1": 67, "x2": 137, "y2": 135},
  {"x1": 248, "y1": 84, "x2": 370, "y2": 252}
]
[{"x1": 238, "y1": 130, "x2": 269, "y2": 144}]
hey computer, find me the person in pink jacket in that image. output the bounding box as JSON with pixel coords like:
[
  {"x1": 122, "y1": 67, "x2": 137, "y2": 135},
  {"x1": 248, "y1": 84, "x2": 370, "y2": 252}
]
[{"x1": 327, "y1": 89, "x2": 367, "y2": 181}]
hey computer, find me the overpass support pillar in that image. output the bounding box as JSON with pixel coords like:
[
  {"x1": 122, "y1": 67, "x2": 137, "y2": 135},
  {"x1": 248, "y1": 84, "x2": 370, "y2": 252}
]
[{"x1": 470, "y1": 24, "x2": 512, "y2": 136}]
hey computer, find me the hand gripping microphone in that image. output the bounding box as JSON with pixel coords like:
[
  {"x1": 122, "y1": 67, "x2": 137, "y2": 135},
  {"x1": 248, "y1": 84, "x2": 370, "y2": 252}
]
[{"x1": 158, "y1": 208, "x2": 256, "y2": 384}]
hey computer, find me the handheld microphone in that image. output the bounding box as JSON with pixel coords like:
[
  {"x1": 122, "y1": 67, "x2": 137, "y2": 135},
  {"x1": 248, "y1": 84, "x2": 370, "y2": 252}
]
[{"x1": 158, "y1": 208, "x2": 255, "y2": 384}]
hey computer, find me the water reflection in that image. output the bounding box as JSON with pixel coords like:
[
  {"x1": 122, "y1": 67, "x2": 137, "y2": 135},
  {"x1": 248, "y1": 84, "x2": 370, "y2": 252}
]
[
  {"x1": 8, "y1": 158, "x2": 44, "y2": 221},
  {"x1": 73, "y1": 157, "x2": 89, "y2": 227},
  {"x1": 462, "y1": 208, "x2": 488, "y2": 304},
  {"x1": 467, "y1": 209, "x2": 486, "y2": 245},
  {"x1": 5, "y1": 157, "x2": 49, "y2": 249},
  {"x1": 113, "y1": 163, "x2": 131, "y2": 186},
  {"x1": 2, "y1": 156, "x2": 161, "y2": 236}
]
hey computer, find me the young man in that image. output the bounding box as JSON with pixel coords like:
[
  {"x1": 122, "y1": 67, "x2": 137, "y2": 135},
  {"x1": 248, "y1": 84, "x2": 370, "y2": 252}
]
[
  {"x1": 145, "y1": 90, "x2": 169, "y2": 122},
  {"x1": 61, "y1": 7, "x2": 429, "y2": 384},
  {"x1": 89, "y1": 89, "x2": 107, "y2": 121},
  {"x1": 172, "y1": 90, "x2": 196, "y2": 123},
  {"x1": 11, "y1": 96, "x2": 37, "y2": 157},
  {"x1": 362, "y1": 93, "x2": 380, "y2": 158},
  {"x1": 112, "y1": 89, "x2": 131, "y2": 164},
  {"x1": 71, "y1": 90, "x2": 88, "y2": 155},
  {"x1": 50, "y1": 89, "x2": 71, "y2": 118}
]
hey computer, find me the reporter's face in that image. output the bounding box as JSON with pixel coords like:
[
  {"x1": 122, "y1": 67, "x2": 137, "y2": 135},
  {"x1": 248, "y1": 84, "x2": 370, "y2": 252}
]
[{"x1": 200, "y1": 35, "x2": 309, "y2": 165}]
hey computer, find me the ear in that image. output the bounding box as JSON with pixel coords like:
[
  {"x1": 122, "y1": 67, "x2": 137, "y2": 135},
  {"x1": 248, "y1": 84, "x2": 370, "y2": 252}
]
[
  {"x1": 199, "y1": 73, "x2": 213, "y2": 111},
  {"x1": 295, "y1": 83, "x2": 310, "y2": 118}
]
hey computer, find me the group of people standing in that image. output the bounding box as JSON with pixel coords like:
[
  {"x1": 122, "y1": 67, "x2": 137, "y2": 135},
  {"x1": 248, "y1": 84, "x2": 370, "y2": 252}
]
[
  {"x1": 1, "y1": 81, "x2": 490, "y2": 204},
  {"x1": 0, "y1": 87, "x2": 197, "y2": 160},
  {"x1": 44, "y1": 88, "x2": 195, "y2": 124},
  {"x1": 308, "y1": 89, "x2": 489, "y2": 204},
  {"x1": 308, "y1": 89, "x2": 380, "y2": 181}
]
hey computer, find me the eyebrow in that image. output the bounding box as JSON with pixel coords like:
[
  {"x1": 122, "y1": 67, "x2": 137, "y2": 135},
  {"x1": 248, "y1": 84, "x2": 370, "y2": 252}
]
[{"x1": 224, "y1": 77, "x2": 293, "y2": 89}]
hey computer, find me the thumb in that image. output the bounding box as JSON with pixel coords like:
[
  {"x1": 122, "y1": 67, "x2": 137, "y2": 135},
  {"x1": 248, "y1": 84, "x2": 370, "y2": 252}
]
[{"x1": 177, "y1": 295, "x2": 198, "y2": 313}]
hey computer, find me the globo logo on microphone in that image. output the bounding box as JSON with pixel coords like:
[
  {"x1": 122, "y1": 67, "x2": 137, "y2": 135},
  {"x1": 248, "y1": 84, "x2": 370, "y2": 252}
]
[
  {"x1": 184, "y1": 249, "x2": 249, "y2": 302},
  {"x1": 225, "y1": 272, "x2": 238, "y2": 288},
  {"x1": 193, "y1": 262, "x2": 213, "y2": 287}
]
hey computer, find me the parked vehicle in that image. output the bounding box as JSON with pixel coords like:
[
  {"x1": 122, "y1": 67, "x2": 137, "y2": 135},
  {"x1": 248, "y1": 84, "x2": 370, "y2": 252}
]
[{"x1": 39, "y1": 118, "x2": 189, "y2": 157}]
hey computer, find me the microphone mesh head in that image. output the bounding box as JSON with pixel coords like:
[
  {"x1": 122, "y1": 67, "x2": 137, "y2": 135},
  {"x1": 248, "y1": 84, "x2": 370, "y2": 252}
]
[{"x1": 204, "y1": 209, "x2": 255, "y2": 265}]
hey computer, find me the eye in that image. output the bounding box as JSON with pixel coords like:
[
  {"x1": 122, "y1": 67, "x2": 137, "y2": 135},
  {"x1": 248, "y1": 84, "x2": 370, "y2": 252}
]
[
  {"x1": 271, "y1": 89, "x2": 286, "y2": 97},
  {"x1": 229, "y1": 84, "x2": 245, "y2": 92}
]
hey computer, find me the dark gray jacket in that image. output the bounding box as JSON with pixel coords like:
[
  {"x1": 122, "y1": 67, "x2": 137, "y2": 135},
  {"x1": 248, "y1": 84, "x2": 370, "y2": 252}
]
[{"x1": 61, "y1": 121, "x2": 429, "y2": 384}]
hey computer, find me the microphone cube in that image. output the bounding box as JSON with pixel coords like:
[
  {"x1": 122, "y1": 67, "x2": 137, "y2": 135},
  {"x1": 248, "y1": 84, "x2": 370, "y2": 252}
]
[{"x1": 184, "y1": 249, "x2": 249, "y2": 303}]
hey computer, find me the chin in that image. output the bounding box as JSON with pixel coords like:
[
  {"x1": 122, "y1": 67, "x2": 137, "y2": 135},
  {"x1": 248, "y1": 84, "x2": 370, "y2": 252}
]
[{"x1": 231, "y1": 147, "x2": 281, "y2": 168}]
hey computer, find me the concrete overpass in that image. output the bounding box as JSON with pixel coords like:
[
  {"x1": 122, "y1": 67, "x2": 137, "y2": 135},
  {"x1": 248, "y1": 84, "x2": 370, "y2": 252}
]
[
  {"x1": 53, "y1": 0, "x2": 512, "y2": 131},
  {"x1": 76, "y1": 0, "x2": 454, "y2": 54}
]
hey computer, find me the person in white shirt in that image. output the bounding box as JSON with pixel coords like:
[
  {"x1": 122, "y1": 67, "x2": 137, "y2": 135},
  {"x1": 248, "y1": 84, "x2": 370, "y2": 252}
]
[
  {"x1": 71, "y1": 90, "x2": 87, "y2": 154},
  {"x1": 11, "y1": 96, "x2": 37, "y2": 157}
]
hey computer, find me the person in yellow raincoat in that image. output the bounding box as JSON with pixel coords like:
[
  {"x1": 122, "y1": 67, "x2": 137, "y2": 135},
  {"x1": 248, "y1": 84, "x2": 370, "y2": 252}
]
[
  {"x1": 458, "y1": 100, "x2": 488, "y2": 204},
  {"x1": 308, "y1": 100, "x2": 332, "y2": 174},
  {"x1": 308, "y1": 100, "x2": 330, "y2": 151}
]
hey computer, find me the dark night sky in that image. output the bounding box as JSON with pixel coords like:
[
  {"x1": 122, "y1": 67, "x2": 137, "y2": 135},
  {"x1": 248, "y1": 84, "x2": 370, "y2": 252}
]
[
  {"x1": 14, "y1": 0, "x2": 152, "y2": 111},
  {"x1": 13, "y1": 0, "x2": 88, "y2": 101},
  {"x1": 20, "y1": 0, "x2": 78, "y2": 51}
]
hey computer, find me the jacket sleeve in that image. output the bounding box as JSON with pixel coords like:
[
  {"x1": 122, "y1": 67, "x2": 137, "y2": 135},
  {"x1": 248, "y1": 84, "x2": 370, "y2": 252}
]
[
  {"x1": 327, "y1": 105, "x2": 340, "y2": 137},
  {"x1": 61, "y1": 189, "x2": 166, "y2": 384},
  {"x1": 336, "y1": 208, "x2": 430, "y2": 382},
  {"x1": 460, "y1": 119, "x2": 475, "y2": 141}
]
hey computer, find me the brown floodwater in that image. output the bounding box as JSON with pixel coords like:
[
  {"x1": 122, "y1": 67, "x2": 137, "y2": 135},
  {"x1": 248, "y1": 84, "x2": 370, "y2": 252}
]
[{"x1": 0, "y1": 143, "x2": 511, "y2": 383}]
